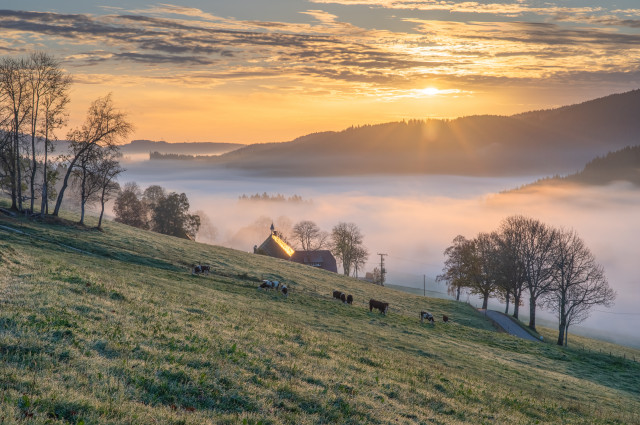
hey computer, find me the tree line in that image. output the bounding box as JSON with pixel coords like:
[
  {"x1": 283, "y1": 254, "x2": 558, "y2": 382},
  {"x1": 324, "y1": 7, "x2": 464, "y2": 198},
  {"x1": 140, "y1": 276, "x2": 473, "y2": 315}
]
[
  {"x1": 0, "y1": 53, "x2": 131, "y2": 228},
  {"x1": 113, "y1": 183, "x2": 201, "y2": 240},
  {"x1": 437, "y1": 215, "x2": 616, "y2": 346}
]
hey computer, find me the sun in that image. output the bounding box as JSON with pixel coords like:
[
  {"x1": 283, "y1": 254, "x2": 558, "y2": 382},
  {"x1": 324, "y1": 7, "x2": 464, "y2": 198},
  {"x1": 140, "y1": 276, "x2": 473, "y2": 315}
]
[{"x1": 419, "y1": 87, "x2": 440, "y2": 96}]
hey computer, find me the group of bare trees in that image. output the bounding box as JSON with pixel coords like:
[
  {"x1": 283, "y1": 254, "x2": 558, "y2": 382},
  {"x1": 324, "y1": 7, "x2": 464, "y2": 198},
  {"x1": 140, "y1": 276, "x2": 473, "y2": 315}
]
[
  {"x1": 290, "y1": 220, "x2": 369, "y2": 277},
  {"x1": 113, "y1": 183, "x2": 201, "y2": 240},
  {"x1": 438, "y1": 215, "x2": 616, "y2": 346},
  {"x1": 0, "y1": 53, "x2": 131, "y2": 227}
]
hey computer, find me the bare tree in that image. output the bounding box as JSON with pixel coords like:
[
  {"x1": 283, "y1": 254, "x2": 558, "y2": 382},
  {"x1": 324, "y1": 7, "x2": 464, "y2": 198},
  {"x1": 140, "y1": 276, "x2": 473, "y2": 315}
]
[
  {"x1": 437, "y1": 235, "x2": 472, "y2": 301},
  {"x1": 331, "y1": 222, "x2": 366, "y2": 276},
  {"x1": 468, "y1": 232, "x2": 499, "y2": 310},
  {"x1": 496, "y1": 217, "x2": 528, "y2": 318},
  {"x1": 72, "y1": 145, "x2": 100, "y2": 225},
  {"x1": 0, "y1": 56, "x2": 31, "y2": 211},
  {"x1": 53, "y1": 94, "x2": 132, "y2": 216},
  {"x1": 351, "y1": 245, "x2": 369, "y2": 278},
  {"x1": 193, "y1": 210, "x2": 218, "y2": 243},
  {"x1": 292, "y1": 220, "x2": 328, "y2": 251},
  {"x1": 510, "y1": 216, "x2": 558, "y2": 331},
  {"x1": 38, "y1": 60, "x2": 70, "y2": 217},
  {"x1": 89, "y1": 147, "x2": 124, "y2": 229},
  {"x1": 23, "y1": 53, "x2": 70, "y2": 213},
  {"x1": 546, "y1": 228, "x2": 616, "y2": 346}
]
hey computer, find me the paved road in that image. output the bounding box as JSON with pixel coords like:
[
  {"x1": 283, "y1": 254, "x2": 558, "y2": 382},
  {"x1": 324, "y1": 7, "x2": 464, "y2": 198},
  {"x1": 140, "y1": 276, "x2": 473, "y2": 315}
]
[{"x1": 480, "y1": 309, "x2": 540, "y2": 342}]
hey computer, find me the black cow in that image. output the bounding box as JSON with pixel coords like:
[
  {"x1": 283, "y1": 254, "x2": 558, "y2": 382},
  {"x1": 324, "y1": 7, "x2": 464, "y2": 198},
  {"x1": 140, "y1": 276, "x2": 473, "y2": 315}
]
[
  {"x1": 340, "y1": 293, "x2": 347, "y2": 303},
  {"x1": 333, "y1": 290, "x2": 344, "y2": 300},
  {"x1": 192, "y1": 264, "x2": 210, "y2": 275},
  {"x1": 281, "y1": 285, "x2": 288, "y2": 297},
  {"x1": 443, "y1": 314, "x2": 449, "y2": 323},
  {"x1": 420, "y1": 311, "x2": 434, "y2": 323},
  {"x1": 369, "y1": 299, "x2": 389, "y2": 315},
  {"x1": 346, "y1": 294, "x2": 353, "y2": 305}
]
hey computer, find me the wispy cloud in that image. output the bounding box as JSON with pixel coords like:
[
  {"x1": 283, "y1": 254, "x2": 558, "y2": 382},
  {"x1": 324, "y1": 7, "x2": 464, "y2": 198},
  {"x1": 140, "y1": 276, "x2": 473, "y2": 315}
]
[
  {"x1": 0, "y1": 3, "x2": 638, "y2": 98},
  {"x1": 307, "y1": 0, "x2": 603, "y2": 17}
]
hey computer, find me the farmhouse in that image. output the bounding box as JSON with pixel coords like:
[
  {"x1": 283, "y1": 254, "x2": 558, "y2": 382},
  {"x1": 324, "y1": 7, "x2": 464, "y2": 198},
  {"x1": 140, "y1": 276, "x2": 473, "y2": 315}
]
[{"x1": 254, "y1": 223, "x2": 338, "y2": 273}]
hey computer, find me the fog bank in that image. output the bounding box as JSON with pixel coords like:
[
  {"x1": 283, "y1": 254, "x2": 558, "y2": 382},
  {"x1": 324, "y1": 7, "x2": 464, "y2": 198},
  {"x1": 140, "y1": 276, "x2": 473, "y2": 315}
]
[{"x1": 116, "y1": 160, "x2": 640, "y2": 346}]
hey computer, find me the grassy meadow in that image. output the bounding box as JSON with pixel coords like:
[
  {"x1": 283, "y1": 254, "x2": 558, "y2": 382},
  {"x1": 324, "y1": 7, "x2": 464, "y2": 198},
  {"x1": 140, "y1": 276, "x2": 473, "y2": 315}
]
[{"x1": 0, "y1": 204, "x2": 639, "y2": 424}]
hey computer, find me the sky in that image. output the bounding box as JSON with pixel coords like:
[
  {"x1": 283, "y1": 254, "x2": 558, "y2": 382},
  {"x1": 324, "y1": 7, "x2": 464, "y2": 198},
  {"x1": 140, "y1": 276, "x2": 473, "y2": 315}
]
[{"x1": 2, "y1": 1, "x2": 640, "y2": 143}]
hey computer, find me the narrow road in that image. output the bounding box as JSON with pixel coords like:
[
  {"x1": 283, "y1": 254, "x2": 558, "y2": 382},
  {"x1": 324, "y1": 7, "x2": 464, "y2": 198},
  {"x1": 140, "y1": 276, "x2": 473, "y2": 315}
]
[{"x1": 480, "y1": 309, "x2": 540, "y2": 342}]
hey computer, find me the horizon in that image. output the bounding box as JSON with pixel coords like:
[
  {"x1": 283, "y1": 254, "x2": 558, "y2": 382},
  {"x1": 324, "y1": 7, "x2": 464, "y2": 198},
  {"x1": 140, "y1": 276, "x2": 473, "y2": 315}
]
[{"x1": 3, "y1": 1, "x2": 640, "y2": 143}]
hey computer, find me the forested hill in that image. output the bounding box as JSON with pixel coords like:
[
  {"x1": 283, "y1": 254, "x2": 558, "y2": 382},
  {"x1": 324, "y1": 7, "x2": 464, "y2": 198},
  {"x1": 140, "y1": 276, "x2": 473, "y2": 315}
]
[
  {"x1": 121, "y1": 140, "x2": 244, "y2": 156},
  {"x1": 513, "y1": 145, "x2": 640, "y2": 190},
  {"x1": 210, "y1": 89, "x2": 640, "y2": 177}
]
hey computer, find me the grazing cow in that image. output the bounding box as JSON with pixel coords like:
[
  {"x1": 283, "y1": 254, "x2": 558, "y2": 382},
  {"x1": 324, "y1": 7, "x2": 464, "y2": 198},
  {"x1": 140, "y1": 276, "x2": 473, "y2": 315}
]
[
  {"x1": 192, "y1": 264, "x2": 210, "y2": 275},
  {"x1": 369, "y1": 299, "x2": 389, "y2": 315},
  {"x1": 443, "y1": 315, "x2": 449, "y2": 323},
  {"x1": 346, "y1": 294, "x2": 353, "y2": 305},
  {"x1": 281, "y1": 285, "x2": 288, "y2": 297},
  {"x1": 333, "y1": 290, "x2": 344, "y2": 300},
  {"x1": 259, "y1": 280, "x2": 274, "y2": 289},
  {"x1": 420, "y1": 311, "x2": 434, "y2": 323},
  {"x1": 340, "y1": 293, "x2": 347, "y2": 303}
]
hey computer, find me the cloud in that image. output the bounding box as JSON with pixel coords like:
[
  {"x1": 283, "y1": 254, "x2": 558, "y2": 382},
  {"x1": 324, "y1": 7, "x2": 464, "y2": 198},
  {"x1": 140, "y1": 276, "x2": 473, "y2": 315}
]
[
  {"x1": 0, "y1": 5, "x2": 639, "y2": 95},
  {"x1": 307, "y1": 0, "x2": 602, "y2": 17}
]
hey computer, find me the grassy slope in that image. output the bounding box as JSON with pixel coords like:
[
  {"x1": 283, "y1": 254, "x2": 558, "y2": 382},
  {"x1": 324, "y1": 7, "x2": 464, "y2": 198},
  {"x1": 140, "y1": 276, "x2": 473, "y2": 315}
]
[{"x1": 0, "y1": 209, "x2": 639, "y2": 424}]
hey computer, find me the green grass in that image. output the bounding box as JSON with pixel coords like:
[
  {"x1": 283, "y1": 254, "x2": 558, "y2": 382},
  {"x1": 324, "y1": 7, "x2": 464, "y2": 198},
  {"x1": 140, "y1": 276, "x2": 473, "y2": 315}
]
[{"x1": 0, "y1": 204, "x2": 639, "y2": 424}]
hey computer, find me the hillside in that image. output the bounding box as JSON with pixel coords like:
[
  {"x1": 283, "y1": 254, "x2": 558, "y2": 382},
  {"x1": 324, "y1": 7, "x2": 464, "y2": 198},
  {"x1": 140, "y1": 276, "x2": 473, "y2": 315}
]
[
  {"x1": 207, "y1": 90, "x2": 640, "y2": 177},
  {"x1": 1, "y1": 206, "x2": 639, "y2": 424},
  {"x1": 510, "y1": 145, "x2": 640, "y2": 192}
]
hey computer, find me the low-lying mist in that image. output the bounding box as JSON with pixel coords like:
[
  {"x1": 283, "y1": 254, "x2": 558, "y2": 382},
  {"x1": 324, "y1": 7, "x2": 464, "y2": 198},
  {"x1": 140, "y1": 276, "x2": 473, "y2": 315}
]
[{"x1": 117, "y1": 159, "x2": 640, "y2": 346}]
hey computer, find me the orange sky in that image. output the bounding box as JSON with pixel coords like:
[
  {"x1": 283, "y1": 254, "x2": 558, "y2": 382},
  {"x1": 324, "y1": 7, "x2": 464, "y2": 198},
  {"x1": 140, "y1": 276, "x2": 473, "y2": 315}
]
[{"x1": 3, "y1": 2, "x2": 640, "y2": 143}]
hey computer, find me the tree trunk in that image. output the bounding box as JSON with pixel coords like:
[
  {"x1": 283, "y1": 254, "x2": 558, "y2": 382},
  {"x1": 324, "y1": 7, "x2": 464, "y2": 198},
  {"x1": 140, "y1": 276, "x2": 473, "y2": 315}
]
[
  {"x1": 79, "y1": 167, "x2": 87, "y2": 225},
  {"x1": 9, "y1": 159, "x2": 17, "y2": 210},
  {"x1": 504, "y1": 290, "x2": 511, "y2": 315},
  {"x1": 564, "y1": 325, "x2": 569, "y2": 346},
  {"x1": 30, "y1": 134, "x2": 36, "y2": 213},
  {"x1": 528, "y1": 296, "x2": 537, "y2": 331},
  {"x1": 513, "y1": 293, "x2": 520, "y2": 319},
  {"x1": 482, "y1": 294, "x2": 489, "y2": 310},
  {"x1": 456, "y1": 286, "x2": 461, "y2": 301},
  {"x1": 557, "y1": 318, "x2": 566, "y2": 346},
  {"x1": 14, "y1": 126, "x2": 22, "y2": 211},
  {"x1": 53, "y1": 154, "x2": 81, "y2": 216},
  {"x1": 98, "y1": 197, "x2": 105, "y2": 229},
  {"x1": 40, "y1": 135, "x2": 48, "y2": 218}
]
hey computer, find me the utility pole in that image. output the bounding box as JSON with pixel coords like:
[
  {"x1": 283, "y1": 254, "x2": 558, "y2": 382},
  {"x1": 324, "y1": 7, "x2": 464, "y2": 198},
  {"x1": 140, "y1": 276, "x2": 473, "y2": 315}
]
[
  {"x1": 423, "y1": 274, "x2": 426, "y2": 296},
  {"x1": 377, "y1": 253, "x2": 387, "y2": 286}
]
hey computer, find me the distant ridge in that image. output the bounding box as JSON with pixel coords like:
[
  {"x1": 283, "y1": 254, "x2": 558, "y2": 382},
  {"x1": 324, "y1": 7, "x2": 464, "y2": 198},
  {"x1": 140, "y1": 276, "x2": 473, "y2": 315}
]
[
  {"x1": 209, "y1": 89, "x2": 640, "y2": 177},
  {"x1": 122, "y1": 140, "x2": 243, "y2": 156},
  {"x1": 510, "y1": 145, "x2": 640, "y2": 191}
]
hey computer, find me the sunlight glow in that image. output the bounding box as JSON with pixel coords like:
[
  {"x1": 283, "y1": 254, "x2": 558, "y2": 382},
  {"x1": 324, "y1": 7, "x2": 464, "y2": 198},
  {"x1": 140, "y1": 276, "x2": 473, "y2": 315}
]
[{"x1": 420, "y1": 87, "x2": 441, "y2": 96}]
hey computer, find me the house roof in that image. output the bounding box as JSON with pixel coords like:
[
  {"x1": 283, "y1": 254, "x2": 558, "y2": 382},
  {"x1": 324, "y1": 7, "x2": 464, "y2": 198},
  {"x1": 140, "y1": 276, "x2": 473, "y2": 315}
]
[
  {"x1": 291, "y1": 250, "x2": 338, "y2": 273},
  {"x1": 257, "y1": 233, "x2": 295, "y2": 260}
]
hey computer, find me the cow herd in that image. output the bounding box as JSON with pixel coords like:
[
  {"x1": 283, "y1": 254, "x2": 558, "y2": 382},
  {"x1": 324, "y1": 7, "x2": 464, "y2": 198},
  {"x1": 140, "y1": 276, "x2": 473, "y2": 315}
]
[{"x1": 192, "y1": 265, "x2": 449, "y2": 324}]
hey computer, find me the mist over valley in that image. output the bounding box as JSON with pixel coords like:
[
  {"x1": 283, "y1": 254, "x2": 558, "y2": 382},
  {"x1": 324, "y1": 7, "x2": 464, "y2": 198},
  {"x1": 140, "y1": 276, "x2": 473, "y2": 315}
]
[{"x1": 119, "y1": 153, "x2": 640, "y2": 347}]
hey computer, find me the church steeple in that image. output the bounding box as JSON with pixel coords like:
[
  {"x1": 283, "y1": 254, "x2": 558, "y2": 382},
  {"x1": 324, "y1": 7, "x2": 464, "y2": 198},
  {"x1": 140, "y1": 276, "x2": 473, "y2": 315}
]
[{"x1": 270, "y1": 222, "x2": 275, "y2": 234}]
